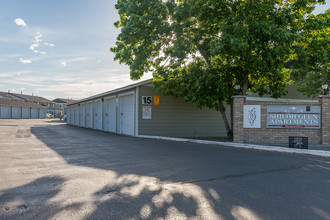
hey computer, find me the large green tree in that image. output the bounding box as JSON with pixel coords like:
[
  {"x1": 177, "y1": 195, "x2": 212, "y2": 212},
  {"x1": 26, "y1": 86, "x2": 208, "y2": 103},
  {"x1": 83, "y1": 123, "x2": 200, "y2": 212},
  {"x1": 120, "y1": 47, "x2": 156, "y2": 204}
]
[
  {"x1": 291, "y1": 9, "x2": 330, "y2": 97},
  {"x1": 111, "y1": 0, "x2": 326, "y2": 138}
]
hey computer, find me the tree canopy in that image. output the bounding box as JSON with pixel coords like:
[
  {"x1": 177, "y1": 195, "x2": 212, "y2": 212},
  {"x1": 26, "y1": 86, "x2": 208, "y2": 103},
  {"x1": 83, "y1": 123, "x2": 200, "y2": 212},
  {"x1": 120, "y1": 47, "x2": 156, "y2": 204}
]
[
  {"x1": 111, "y1": 0, "x2": 327, "y2": 138},
  {"x1": 291, "y1": 9, "x2": 330, "y2": 97}
]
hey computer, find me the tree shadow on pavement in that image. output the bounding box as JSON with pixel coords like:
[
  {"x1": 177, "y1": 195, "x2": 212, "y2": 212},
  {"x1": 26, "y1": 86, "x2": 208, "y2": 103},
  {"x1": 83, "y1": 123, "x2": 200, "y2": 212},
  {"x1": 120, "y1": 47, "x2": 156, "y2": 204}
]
[
  {"x1": 16, "y1": 123, "x2": 330, "y2": 219},
  {"x1": 0, "y1": 176, "x2": 85, "y2": 220}
]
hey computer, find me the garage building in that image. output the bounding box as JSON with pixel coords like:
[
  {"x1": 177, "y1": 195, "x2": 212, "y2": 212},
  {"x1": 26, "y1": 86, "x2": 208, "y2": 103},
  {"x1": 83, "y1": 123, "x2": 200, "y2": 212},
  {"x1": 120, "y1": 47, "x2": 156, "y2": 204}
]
[
  {"x1": 0, "y1": 99, "x2": 47, "y2": 119},
  {"x1": 67, "y1": 79, "x2": 229, "y2": 138}
]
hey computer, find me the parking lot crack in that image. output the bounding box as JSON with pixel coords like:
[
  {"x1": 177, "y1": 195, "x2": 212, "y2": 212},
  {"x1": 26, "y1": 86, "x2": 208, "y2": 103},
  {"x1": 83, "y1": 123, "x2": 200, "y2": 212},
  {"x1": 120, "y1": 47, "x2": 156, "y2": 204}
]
[{"x1": 186, "y1": 164, "x2": 308, "y2": 184}]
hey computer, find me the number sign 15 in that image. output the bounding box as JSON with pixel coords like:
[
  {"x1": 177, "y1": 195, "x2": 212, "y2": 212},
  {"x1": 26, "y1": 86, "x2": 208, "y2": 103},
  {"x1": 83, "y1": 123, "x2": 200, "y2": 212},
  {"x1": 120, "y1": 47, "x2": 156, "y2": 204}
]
[{"x1": 142, "y1": 96, "x2": 152, "y2": 105}]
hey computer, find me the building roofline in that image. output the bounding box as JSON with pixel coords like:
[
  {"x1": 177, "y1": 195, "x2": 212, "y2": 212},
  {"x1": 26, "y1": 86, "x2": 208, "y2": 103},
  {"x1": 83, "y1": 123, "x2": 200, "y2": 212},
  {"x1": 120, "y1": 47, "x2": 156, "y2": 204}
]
[
  {"x1": 0, "y1": 99, "x2": 48, "y2": 108},
  {"x1": 68, "y1": 78, "x2": 153, "y2": 106}
]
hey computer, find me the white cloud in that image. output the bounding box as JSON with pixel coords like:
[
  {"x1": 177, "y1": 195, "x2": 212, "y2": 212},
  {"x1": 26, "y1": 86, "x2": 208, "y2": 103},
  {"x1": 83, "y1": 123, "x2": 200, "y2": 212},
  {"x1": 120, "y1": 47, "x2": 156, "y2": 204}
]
[
  {"x1": 29, "y1": 32, "x2": 46, "y2": 54},
  {"x1": 44, "y1": 42, "x2": 55, "y2": 47},
  {"x1": 19, "y1": 58, "x2": 32, "y2": 64},
  {"x1": 59, "y1": 57, "x2": 89, "y2": 67},
  {"x1": 0, "y1": 70, "x2": 32, "y2": 77},
  {"x1": 14, "y1": 18, "x2": 27, "y2": 27}
]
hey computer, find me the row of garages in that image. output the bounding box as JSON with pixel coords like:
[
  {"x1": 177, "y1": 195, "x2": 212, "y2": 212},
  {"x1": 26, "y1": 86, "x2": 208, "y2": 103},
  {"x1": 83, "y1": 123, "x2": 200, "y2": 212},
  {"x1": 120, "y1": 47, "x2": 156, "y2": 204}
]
[
  {"x1": 0, "y1": 100, "x2": 47, "y2": 119},
  {"x1": 67, "y1": 79, "x2": 228, "y2": 138},
  {"x1": 67, "y1": 92, "x2": 134, "y2": 135}
]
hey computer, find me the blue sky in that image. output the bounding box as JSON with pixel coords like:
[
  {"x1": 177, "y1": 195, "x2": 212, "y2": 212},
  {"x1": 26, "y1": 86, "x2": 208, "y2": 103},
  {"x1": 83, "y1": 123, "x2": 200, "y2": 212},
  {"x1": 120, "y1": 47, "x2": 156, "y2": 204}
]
[{"x1": 0, "y1": 0, "x2": 329, "y2": 100}]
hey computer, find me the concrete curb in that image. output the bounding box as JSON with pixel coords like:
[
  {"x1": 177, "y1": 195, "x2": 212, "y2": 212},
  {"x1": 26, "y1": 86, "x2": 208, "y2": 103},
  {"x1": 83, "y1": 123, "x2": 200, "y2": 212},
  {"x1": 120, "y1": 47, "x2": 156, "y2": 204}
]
[{"x1": 138, "y1": 135, "x2": 330, "y2": 158}]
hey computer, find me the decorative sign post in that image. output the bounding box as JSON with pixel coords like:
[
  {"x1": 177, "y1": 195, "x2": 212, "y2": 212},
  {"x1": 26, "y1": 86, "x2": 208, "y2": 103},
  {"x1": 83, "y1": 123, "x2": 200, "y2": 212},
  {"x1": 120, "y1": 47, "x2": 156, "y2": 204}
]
[
  {"x1": 243, "y1": 105, "x2": 261, "y2": 128},
  {"x1": 267, "y1": 105, "x2": 321, "y2": 129}
]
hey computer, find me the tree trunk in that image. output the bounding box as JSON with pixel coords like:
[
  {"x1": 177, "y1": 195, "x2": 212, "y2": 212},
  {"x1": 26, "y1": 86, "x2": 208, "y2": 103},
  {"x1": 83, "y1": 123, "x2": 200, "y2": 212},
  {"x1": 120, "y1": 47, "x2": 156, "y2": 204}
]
[
  {"x1": 242, "y1": 74, "x2": 249, "y2": 95},
  {"x1": 219, "y1": 100, "x2": 233, "y2": 139}
]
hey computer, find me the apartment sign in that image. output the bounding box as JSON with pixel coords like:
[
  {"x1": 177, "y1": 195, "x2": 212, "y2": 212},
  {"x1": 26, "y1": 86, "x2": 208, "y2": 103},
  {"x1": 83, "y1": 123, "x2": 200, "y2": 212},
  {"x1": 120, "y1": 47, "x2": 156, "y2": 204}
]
[{"x1": 267, "y1": 105, "x2": 321, "y2": 129}]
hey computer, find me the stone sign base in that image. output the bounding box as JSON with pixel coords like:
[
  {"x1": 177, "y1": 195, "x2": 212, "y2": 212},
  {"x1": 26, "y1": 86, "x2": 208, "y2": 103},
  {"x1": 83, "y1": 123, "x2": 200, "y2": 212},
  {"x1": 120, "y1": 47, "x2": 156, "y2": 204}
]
[{"x1": 233, "y1": 96, "x2": 330, "y2": 145}]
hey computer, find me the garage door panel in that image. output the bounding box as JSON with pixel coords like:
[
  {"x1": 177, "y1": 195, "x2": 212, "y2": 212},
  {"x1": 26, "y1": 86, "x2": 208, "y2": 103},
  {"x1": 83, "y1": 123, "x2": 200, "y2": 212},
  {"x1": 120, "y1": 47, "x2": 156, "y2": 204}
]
[
  {"x1": 93, "y1": 101, "x2": 102, "y2": 130},
  {"x1": 119, "y1": 94, "x2": 134, "y2": 136},
  {"x1": 74, "y1": 106, "x2": 79, "y2": 126},
  {"x1": 0, "y1": 106, "x2": 10, "y2": 119},
  {"x1": 80, "y1": 104, "x2": 85, "y2": 127},
  {"x1": 86, "y1": 103, "x2": 93, "y2": 128},
  {"x1": 104, "y1": 98, "x2": 116, "y2": 132},
  {"x1": 39, "y1": 109, "x2": 46, "y2": 118},
  {"x1": 31, "y1": 108, "x2": 38, "y2": 118},
  {"x1": 22, "y1": 107, "x2": 30, "y2": 119},
  {"x1": 12, "y1": 107, "x2": 21, "y2": 119}
]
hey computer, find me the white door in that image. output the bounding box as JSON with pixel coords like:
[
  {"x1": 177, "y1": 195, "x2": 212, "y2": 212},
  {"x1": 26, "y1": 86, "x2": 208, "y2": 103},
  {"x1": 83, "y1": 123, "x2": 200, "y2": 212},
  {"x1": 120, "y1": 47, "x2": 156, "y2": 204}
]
[
  {"x1": 70, "y1": 107, "x2": 74, "y2": 124},
  {"x1": 39, "y1": 109, "x2": 46, "y2": 118},
  {"x1": 119, "y1": 94, "x2": 134, "y2": 136},
  {"x1": 93, "y1": 100, "x2": 102, "y2": 130},
  {"x1": 79, "y1": 104, "x2": 85, "y2": 127},
  {"x1": 22, "y1": 107, "x2": 30, "y2": 119},
  {"x1": 104, "y1": 98, "x2": 116, "y2": 132},
  {"x1": 31, "y1": 108, "x2": 38, "y2": 118},
  {"x1": 74, "y1": 106, "x2": 79, "y2": 126},
  {"x1": 86, "y1": 102, "x2": 93, "y2": 128},
  {"x1": 12, "y1": 107, "x2": 21, "y2": 119},
  {"x1": 0, "y1": 106, "x2": 10, "y2": 119},
  {"x1": 66, "y1": 108, "x2": 71, "y2": 124}
]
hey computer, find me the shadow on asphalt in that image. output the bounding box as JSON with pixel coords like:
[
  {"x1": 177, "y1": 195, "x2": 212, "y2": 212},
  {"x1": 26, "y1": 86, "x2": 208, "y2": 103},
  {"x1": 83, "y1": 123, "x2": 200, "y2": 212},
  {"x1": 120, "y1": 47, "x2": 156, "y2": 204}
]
[
  {"x1": 1, "y1": 123, "x2": 329, "y2": 219},
  {"x1": 0, "y1": 176, "x2": 77, "y2": 220}
]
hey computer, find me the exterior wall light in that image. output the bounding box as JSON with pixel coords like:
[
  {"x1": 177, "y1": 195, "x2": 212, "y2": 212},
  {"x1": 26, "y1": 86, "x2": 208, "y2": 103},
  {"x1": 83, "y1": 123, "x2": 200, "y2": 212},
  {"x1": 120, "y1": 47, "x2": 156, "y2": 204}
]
[
  {"x1": 322, "y1": 82, "x2": 328, "y2": 95},
  {"x1": 234, "y1": 83, "x2": 240, "y2": 95}
]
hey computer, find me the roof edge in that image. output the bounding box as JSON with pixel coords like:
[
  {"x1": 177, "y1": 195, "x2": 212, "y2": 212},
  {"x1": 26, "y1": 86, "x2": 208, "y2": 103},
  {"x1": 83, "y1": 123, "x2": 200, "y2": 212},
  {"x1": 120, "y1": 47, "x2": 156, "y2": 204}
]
[{"x1": 68, "y1": 78, "x2": 153, "y2": 106}]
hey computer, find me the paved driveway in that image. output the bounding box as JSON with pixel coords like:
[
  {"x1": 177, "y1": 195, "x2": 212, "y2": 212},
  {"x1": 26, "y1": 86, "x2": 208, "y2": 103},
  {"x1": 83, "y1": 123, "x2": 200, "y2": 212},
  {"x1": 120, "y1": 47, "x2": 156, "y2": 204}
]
[{"x1": 0, "y1": 119, "x2": 329, "y2": 220}]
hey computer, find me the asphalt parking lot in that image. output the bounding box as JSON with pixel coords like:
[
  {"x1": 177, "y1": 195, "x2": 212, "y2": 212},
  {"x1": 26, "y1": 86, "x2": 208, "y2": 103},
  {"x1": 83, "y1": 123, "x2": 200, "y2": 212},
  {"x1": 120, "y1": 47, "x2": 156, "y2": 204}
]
[{"x1": 0, "y1": 119, "x2": 329, "y2": 220}]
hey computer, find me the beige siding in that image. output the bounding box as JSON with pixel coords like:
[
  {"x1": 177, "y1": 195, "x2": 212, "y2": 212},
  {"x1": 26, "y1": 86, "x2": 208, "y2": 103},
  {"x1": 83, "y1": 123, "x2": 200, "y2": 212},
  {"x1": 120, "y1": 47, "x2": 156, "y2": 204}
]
[
  {"x1": 138, "y1": 86, "x2": 230, "y2": 138},
  {"x1": 248, "y1": 84, "x2": 315, "y2": 100}
]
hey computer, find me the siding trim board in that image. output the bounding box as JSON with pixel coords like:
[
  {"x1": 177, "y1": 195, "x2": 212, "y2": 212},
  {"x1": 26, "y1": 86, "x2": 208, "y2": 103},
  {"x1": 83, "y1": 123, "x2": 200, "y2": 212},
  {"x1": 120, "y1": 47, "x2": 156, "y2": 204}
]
[{"x1": 135, "y1": 87, "x2": 139, "y2": 137}]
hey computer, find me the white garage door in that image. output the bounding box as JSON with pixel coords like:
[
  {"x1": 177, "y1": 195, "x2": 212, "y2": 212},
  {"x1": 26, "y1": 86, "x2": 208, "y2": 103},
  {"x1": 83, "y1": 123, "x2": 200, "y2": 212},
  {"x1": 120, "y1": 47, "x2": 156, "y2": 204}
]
[
  {"x1": 66, "y1": 108, "x2": 71, "y2": 124},
  {"x1": 12, "y1": 107, "x2": 21, "y2": 119},
  {"x1": 79, "y1": 104, "x2": 85, "y2": 127},
  {"x1": 0, "y1": 106, "x2": 10, "y2": 119},
  {"x1": 86, "y1": 102, "x2": 93, "y2": 128},
  {"x1": 74, "y1": 106, "x2": 79, "y2": 126},
  {"x1": 104, "y1": 98, "x2": 116, "y2": 133},
  {"x1": 119, "y1": 94, "x2": 134, "y2": 136},
  {"x1": 39, "y1": 109, "x2": 46, "y2": 118},
  {"x1": 70, "y1": 107, "x2": 74, "y2": 125},
  {"x1": 22, "y1": 107, "x2": 30, "y2": 119},
  {"x1": 31, "y1": 108, "x2": 38, "y2": 118},
  {"x1": 93, "y1": 100, "x2": 102, "y2": 130}
]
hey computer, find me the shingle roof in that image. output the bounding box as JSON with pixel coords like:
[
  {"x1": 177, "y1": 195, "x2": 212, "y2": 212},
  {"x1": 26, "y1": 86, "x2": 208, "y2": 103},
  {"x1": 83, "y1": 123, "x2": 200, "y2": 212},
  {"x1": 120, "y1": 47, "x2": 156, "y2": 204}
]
[
  {"x1": 53, "y1": 98, "x2": 78, "y2": 104},
  {"x1": 0, "y1": 99, "x2": 47, "y2": 108},
  {"x1": 0, "y1": 92, "x2": 23, "y2": 101},
  {"x1": 14, "y1": 93, "x2": 55, "y2": 104},
  {"x1": 0, "y1": 91, "x2": 55, "y2": 104},
  {"x1": 68, "y1": 78, "x2": 153, "y2": 106}
]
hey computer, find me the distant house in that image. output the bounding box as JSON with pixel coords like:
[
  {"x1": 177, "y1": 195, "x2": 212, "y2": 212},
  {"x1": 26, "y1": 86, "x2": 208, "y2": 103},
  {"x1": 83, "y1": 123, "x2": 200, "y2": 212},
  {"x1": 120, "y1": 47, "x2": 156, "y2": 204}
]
[
  {"x1": 0, "y1": 91, "x2": 56, "y2": 118},
  {"x1": 53, "y1": 98, "x2": 77, "y2": 118}
]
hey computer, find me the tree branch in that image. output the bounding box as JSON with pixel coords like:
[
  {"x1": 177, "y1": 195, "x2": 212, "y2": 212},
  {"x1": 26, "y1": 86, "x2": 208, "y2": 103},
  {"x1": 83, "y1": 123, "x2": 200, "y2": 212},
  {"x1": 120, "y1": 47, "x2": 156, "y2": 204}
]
[{"x1": 197, "y1": 45, "x2": 212, "y2": 67}]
